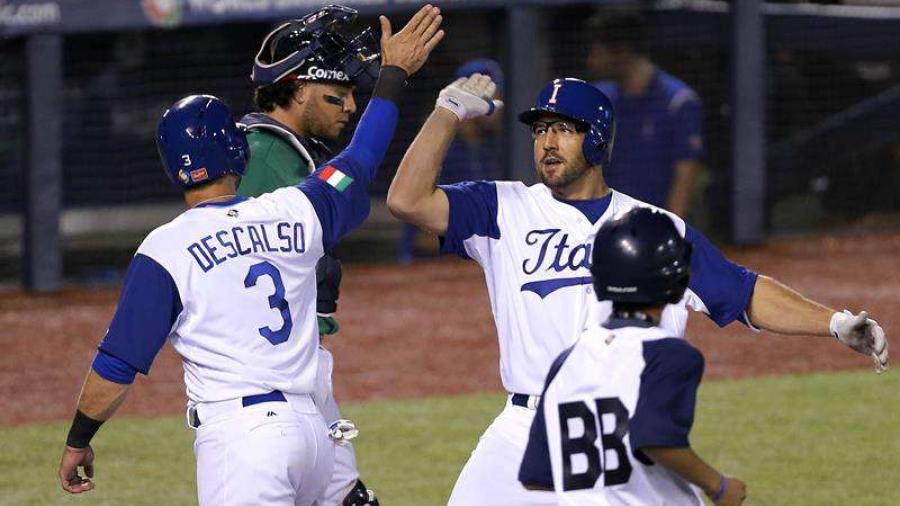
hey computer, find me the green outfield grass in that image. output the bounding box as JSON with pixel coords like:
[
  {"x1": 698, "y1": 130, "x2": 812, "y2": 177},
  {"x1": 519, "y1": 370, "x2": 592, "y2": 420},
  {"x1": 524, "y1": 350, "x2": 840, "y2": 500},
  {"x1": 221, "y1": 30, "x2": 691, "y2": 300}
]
[{"x1": 2, "y1": 370, "x2": 897, "y2": 505}]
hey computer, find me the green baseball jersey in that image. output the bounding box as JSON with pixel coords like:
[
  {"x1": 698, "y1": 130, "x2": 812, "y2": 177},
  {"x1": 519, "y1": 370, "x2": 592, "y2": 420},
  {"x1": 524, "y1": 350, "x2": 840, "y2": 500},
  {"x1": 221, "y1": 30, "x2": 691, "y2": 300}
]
[
  {"x1": 238, "y1": 130, "x2": 312, "y2": 197},
  {"x1": 237, "y1": 118, "x2": 339, "y2": 335}
]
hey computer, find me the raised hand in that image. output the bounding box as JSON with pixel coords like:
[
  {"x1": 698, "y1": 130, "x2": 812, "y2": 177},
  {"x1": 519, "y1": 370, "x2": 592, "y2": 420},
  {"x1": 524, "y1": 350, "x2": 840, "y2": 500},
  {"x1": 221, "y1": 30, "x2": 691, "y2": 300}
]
[
  {"x1": 436, "y1": 73, "x2": 504, "y2": 121},
  {"x1": 379, "y1": 5, "x2": 445, "y2": 76}
]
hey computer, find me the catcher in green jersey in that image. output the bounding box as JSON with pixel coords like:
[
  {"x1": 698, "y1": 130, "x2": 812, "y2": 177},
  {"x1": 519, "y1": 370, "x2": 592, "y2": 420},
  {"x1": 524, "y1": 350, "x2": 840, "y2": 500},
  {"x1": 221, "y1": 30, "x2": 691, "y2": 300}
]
[{"x1": 237, "y1": 5, "x2": 427, "y2": 505}]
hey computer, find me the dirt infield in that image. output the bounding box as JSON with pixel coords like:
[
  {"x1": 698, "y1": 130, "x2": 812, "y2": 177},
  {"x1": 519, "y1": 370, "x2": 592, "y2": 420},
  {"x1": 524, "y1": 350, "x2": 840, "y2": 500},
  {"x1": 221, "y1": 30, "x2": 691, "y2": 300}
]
[{"x1": 1, "y1": 233, "x2": 897, "y2": 425}]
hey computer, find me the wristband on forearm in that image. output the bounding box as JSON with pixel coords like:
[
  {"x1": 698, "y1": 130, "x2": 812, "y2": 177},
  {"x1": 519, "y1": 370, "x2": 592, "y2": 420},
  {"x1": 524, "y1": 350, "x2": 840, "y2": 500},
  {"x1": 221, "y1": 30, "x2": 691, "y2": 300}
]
[
  {"x1": 372, "y1": 65, "x2": 408, "y2": 103},
  {"x1": 66, "y1": 410, "x2": 104, "y2": 449},
  {"x1": 709, "y1": 475, "x2": 729, "y2": 503}
]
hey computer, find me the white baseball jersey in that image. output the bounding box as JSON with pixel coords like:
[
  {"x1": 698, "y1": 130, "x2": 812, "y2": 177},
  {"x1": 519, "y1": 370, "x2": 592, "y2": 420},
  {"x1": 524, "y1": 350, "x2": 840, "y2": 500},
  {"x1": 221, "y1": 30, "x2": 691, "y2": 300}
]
[
  {"x1": 438, "y1": 181, "x2": 757, "y2": 395},
  {"x1": 96, "y1": 98, "x2": 398, "y2": 407},
  {"x1": 519, "y1": 318, "x2": 706, "y2": 505}
]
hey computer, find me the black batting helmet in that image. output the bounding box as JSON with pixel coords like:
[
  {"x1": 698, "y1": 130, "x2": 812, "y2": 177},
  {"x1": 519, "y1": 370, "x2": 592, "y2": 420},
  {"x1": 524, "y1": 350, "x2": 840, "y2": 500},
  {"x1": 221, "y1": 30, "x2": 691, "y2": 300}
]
[
  {"x1": 252, "y1": 5, "x2": 380, "y2": 88},
  {"x1": 590, "y1": 207, "x2": 692, "y2": 305}
]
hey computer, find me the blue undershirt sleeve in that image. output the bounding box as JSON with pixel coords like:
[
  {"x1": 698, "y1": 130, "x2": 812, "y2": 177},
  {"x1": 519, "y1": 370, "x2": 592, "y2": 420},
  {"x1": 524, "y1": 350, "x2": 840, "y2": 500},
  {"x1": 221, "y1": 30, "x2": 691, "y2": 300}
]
[
  {"x1": 437, "y1": 181, "x2": 500, "y2": 259},
  {"x1": 97, "y1": 253, "x2": 182, "y2": 375},
  {"x1": 92, "y1": 349, "x2": 138, "y2": 384},
  {"x1": 685, "y1": 225, "x2": 758, "y2": 327},
  {"x1": 630, "y1": 338, "x2": 705, "y2": 451},
  {"x1": 298, "y1": 97, "x2": 399, "y2": 249}
]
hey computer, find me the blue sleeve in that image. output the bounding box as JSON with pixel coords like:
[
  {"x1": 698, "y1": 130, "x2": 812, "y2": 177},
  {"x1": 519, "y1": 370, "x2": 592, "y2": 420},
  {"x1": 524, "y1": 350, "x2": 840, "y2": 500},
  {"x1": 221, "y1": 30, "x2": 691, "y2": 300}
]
[
  {"x1": 518, "y1": 346, "x2": 575, "y2": 488},
  {"x1": 92, "y1": 349, "x2": 138, "y2": 384},
  {"x1": 686, "y1": 225, "x2": 758, "y2": 327},
  {"x1": 437, "y1": 181, "x2": 500, "y2": 259},
  {"x1": 98, "y1": 253, "x2": 182, "y2": 375},
  {"x1": 671, "y1": 92, "x2": 704, "y2": 162},
  {"x1": 298, "y1": 97, "x2": 399, "y2": 249},
  {"x1": 630, "y1": 338, "x2": 704, "y2": 451}
]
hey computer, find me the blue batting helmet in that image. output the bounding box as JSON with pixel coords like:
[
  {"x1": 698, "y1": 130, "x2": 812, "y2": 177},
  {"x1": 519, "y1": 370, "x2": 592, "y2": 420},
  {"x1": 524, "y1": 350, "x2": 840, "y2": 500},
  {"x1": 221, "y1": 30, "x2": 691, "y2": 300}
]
[
  {"x1": 518, "y1": 78, "x2": 615, "y2": 166},
  {"x1": 590, "y1": 207, "x2": 692, "y2": 306},
  {"x1": 156, "y1": 95, "x2": 249, "y2": 188}
]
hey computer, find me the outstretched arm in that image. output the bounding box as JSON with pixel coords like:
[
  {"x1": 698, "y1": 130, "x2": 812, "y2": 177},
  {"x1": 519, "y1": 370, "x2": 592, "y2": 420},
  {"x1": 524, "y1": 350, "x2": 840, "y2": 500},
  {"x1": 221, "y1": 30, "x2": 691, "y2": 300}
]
[
  {"x1": 747, "y1": 275, "x2": 889, "y2": 372},
  {"x1": 388, "y1": 74, "x2": 502, "y2": 236}
]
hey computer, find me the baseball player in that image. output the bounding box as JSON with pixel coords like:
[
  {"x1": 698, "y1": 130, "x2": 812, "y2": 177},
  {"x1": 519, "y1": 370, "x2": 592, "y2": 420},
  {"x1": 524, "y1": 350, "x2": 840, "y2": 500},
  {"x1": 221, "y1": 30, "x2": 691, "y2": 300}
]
[
  {"x1": 237, "y1": 6, "x2": 394, "y2": 504},
  {"x1": 519, "y1": 207, "x2": 747, "y2": 506},
  {"x1": 387, "y1": 77, "x2": 888, "y2": 505},
  {"x1": 56, "y1": 7, "x2": 444, "y2": 504}
]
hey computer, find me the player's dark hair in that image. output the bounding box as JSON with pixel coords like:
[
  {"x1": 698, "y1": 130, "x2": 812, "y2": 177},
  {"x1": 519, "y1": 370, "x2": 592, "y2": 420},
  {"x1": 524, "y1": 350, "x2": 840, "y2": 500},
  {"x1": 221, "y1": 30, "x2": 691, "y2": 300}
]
[
  {"x1": 253, "y1": 79, "x2": 302, "y2": 112},
  {"x1": 587, "y1": 10, "x2": 651, "y2": 56}
]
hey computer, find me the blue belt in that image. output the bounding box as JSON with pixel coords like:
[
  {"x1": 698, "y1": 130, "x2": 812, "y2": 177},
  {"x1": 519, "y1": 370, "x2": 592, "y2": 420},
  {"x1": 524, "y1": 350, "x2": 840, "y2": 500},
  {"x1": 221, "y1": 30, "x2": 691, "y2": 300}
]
[
  {"x1": 190, "y1": 390, "x2": 286, "y2": 428},
  {"x1": 242, "y1": 390, "x2": 286, "y2": 407}
]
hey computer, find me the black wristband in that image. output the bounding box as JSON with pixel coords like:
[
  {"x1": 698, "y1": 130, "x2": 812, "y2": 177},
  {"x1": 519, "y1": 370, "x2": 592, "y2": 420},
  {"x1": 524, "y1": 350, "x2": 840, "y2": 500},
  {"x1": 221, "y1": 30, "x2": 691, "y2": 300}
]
[
  {"x1": 66, "y1": 410, "x2": 104, "y2": 449},
  {"x1": 372, "y1": 65, "x2": 408, "y2": 104}
]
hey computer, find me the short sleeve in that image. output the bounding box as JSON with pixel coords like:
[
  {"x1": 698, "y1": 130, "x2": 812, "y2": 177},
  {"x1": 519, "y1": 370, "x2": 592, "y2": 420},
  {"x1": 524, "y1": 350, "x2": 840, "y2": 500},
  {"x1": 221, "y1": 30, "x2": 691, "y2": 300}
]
[
  {"x1": 98, "y1": 253, "x2": 183, "y2": 375},
  {"x1": 670, "y1": 90, "x2": 704, "y2": 163},
  {"x1": 630, "y1": 338, "x2": 704, "y2": 450},
  {"x1": 298, "y1": 162, "x2": 370, "y2": 250},
  {"x1": 437, "y1": 181, "x2": 501, "y2": 258},
  {"x1": 686, "y1": 225, "x2": 758, "y2": 327}
]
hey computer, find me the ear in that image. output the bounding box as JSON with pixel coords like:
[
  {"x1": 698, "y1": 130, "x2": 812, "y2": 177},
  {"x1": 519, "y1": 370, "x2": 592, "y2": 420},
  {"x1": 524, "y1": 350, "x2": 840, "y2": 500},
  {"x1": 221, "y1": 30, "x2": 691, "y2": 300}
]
[{"x1": 293, "y1": 83, "x2": 310, "y2": 105}]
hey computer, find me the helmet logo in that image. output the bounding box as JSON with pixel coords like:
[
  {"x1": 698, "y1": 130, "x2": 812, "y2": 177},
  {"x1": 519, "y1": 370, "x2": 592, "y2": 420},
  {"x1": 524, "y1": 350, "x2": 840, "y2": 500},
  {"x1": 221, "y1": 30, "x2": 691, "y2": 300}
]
[
  {"x1": 177, "y1": 169, "x2": 191, "y2": 185},
  {"x1": 306, "y1": 66, "x2": 349, "y2": 81},
  {"x1": 190, "y1": 168, "x2": 209, "y2": 182},
  {"x1": 548, "y1": 83, "x2": 562, "y2": 105}
]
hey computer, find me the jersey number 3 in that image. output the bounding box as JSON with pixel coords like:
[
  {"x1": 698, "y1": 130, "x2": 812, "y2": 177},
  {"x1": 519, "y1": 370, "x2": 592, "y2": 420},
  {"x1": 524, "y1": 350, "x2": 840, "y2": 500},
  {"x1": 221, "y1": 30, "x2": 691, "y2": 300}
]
[
  {"x1": 244, "y1": 261, "x2": 293, "y2": 345},
  {"x1": 558, "y1": 397, "x2": 633, "y2": 490}
]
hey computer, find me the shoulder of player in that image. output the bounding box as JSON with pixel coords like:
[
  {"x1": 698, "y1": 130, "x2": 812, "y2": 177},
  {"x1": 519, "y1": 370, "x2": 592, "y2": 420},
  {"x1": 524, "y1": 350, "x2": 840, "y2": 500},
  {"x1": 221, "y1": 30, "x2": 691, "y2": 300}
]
[
  {"x1": 641, "y1": 337, "x2": 705, "y2": 376},
  {"x1": 247, "y1": 130, "x2": 302, "y2": 165},
  {"x1": 654, "y1": 69, "x2": 701, "y2": 112},
  {"x1": 608, "y1": 190, "x2": 688, "y2": 236},
  {"x1": 135, "y1": 217, "x2": 192, "y2": 269}
]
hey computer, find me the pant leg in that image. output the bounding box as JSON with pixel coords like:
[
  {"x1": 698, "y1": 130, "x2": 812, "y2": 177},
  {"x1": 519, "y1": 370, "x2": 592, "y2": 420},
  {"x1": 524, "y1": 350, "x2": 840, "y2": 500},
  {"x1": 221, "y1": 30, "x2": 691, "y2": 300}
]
[
  {"x1": 194, "y1": 401, "x2": 333, "y2": 506},
  {"x1": 315, "y1": 346, "x2": 361, "y2": 506},
  {"x1": 447, "y1": 402, "x2": 557, "y2": 506}
]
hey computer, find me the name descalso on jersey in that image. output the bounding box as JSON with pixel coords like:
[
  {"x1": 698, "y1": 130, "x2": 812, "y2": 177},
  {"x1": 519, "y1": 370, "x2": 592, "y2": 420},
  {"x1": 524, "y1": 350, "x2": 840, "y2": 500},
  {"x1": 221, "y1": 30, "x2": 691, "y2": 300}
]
[
  {"x1": 519, "y1": 319, "x2": 706, "y2": 505},
  {"x1": 438, "y1": 181, "x2": 757, "y2": 395}
]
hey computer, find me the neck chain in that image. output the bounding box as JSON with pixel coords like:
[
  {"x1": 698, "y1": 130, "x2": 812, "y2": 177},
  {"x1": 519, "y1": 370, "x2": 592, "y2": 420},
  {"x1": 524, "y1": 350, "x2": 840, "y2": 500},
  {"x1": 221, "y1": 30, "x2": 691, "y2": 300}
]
[{"x1": 192, "y1": 194, "x2": 236, "y2": 208}]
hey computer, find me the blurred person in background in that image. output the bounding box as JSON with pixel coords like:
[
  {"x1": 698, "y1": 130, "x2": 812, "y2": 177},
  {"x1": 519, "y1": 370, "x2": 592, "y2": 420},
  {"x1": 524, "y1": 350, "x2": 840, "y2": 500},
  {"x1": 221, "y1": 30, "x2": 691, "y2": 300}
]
[
  {"x1": 235, "y1": 4, "x2": 444, "y2": 505},
  {"x1": 398, "y1": 58, "x2": 504, "y2": 263},
  {"x1": 588, "y1": 10, "x2": 704, "y2": 217}
]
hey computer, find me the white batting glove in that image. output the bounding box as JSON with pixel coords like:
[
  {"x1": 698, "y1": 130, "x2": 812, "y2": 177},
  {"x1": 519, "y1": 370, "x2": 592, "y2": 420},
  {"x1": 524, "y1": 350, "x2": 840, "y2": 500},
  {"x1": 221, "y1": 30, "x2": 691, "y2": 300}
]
[
  {"x1": 328, "y1": 418, "x2": 360, "y2": 446},
  {"x1": 830, "y1": 310, "x2": 889, "y2": 373},
  {"x1": 436, "y1": 73, "x2": 504, "y2": 121}
]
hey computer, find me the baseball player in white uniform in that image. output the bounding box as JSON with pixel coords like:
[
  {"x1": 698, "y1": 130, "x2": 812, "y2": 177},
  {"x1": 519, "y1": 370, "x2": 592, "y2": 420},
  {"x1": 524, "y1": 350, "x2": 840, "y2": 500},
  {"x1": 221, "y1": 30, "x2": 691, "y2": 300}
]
[
  {"x1": 57, "y1": 9, "x2": 444, "y2": 504},
  {"x1": 387, "y1": 76, "x2": 888, "y2": 505},
  {"x1": 520, "y1": 207, "x2": 746, "y2": 506}
]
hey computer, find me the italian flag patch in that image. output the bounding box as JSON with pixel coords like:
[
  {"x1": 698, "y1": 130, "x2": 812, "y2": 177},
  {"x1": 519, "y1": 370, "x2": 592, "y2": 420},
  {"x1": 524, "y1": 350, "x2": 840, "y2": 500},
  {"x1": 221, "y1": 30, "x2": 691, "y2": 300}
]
[{"x1": 318, "y1": 165, "x2": 353, "y2": 192}]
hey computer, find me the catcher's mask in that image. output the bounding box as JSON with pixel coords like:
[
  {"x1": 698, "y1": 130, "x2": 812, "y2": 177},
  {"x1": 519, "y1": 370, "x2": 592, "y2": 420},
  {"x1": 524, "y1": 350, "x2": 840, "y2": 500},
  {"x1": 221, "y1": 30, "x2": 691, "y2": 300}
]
[{"x1": 251, "y1": 4, "x2": 380, "y2": 89}]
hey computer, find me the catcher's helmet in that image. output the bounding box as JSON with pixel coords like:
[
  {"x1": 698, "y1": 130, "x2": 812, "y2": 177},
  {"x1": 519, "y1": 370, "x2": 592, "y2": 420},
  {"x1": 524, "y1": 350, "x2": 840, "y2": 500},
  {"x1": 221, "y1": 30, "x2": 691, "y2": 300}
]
[
  {"x1": 156, "y1": 95, "x2": 249, "y2": 188},
  {"x1": 518, "y1": 78, "x2": 615, "y2": 166},
  {"x1": 590, "y1": 207, "x2": 692, "y2": 306},
  {"x1": 252, "y1": 5, "x2": 380, "y2": 88}
]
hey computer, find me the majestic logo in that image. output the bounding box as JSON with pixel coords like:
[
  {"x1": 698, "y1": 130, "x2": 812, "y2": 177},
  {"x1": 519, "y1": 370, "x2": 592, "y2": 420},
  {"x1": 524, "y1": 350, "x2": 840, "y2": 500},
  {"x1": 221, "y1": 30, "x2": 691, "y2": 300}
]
[
  {"x1": 305, "y1": 66, "x2": 349, "y2": 82},
  {"x1": 142, "y1": 0, "x2": 182, "y2": 28},
  {"x1": 520, "y1": 228, "x2": 594, "y2": 298}
]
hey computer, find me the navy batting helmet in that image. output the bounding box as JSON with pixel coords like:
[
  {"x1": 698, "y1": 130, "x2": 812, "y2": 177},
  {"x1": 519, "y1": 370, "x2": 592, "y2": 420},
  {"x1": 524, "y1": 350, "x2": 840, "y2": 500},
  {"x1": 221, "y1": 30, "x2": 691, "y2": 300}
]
[
  {"x1": 518, "y1": 78, "x2": 616, "y2": 166},
  {"x1": 590, "y1": 207, "x2": 692, "y2": 306},
  {"x1": 156, "y1": 95, "x2": 249, "y2": 188},
  {"x1": 252, "y1": 5, "x2": 380, "y2": 88}
]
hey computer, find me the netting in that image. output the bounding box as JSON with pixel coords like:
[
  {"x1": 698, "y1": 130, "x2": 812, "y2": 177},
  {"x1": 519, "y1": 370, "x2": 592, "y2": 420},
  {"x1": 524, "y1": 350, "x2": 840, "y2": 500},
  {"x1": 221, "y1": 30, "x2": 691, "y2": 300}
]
[{"x1": 0, "y1": 39, "x2": 24, "y2": 214}]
